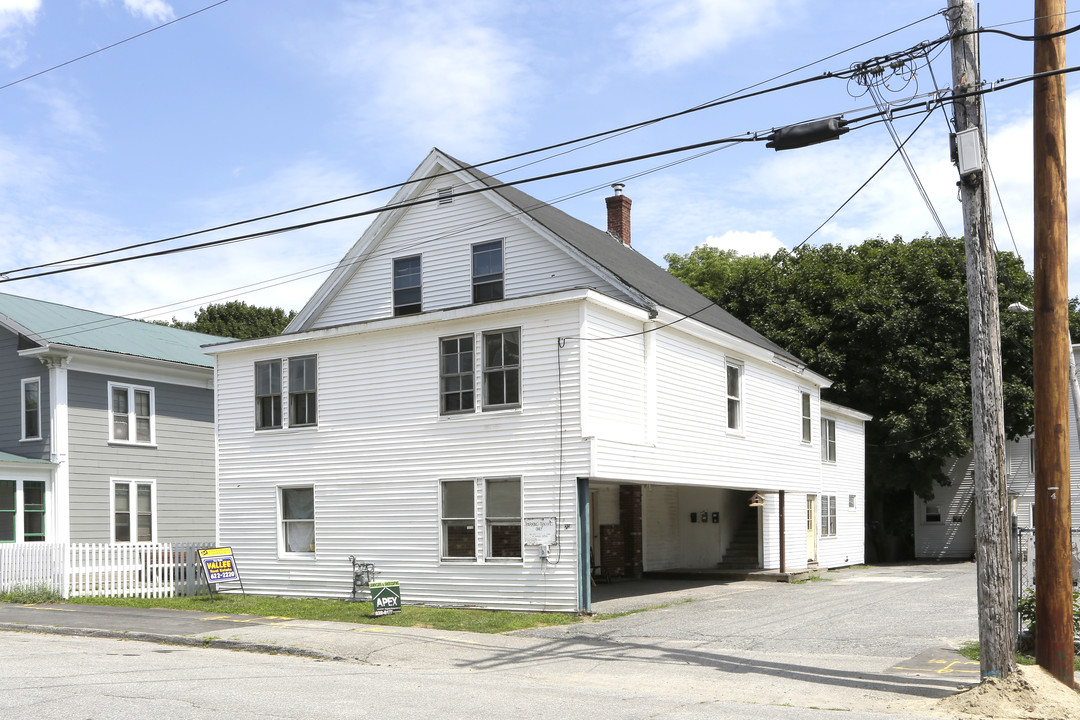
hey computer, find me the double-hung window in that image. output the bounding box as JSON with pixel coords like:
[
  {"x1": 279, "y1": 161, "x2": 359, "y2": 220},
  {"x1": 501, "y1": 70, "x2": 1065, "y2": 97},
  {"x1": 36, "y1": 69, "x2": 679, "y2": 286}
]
[
  {"x1": 485, "y1": 478, "x2": 521, "y2": 559},
  {"x1": 440, "y1": 329, "x2": 520, "y2": 415},
  {"x1": 483, "y1": 329, "x2": 520, "y2": 410},
  {"x1": 255, "y1": 360, "x2": 283, "y2": 429},
  {"x1": 821, "y1": 418, "x2": 837, "y2": 463},
  {"x1": 289, "y1": 356, "x2": 318, "y2": 427},
  {"x1": 821, "y1": 494, "x2": 837, "y2": 537},
  {"x1": 439, "y1": 478, "x2": 522, "y2": 561},
  {"x1": 280, "y1": 486, "x2": 315, "y2": 554},
  {"x1": 113, "y1": 480, "x2": 154, "y2": 543},
  {"x1": 441, "y1": 480, "x2": 476, "y2": 559},
  {"x1": 21, "y1": 378, "x2": 41, "y2": 441},
  {"x1": 472, "y1": 240, "x2": 504, "y2": 303},
  {"x1": 440, "y1": 336, "x2": 475, "y2": 414},
  {"x1": 255, "y1": 356, "x2": 317, "y2": 430},
  {"x1": 0, "y1": 480, "x2": 46, "y2": 543},
  {"x1": 726, "y1": 362, "x2": 742, "y2": 431},
  {"x1": 800, "y1": 391, "x2": 811, "y2": 443},
  {"x1": 393, "y1": 255, "x2": 422, "y2": 316},
  {"x1": 109, "y1": 383, "x2": 154, "y2": 444}
]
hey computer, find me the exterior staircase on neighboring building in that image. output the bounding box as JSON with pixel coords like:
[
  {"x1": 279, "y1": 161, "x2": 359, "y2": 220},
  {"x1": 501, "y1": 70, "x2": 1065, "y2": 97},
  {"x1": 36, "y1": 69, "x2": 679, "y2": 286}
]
[{"x1": 717, "y1": 501, "x2": 760, "y2": 569}]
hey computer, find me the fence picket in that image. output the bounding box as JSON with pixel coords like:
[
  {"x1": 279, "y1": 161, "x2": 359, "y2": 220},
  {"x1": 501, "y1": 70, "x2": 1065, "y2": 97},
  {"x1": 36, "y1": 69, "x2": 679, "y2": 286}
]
[{"x1": 1, "y1": 542, "x2": 213, "y2": 599}]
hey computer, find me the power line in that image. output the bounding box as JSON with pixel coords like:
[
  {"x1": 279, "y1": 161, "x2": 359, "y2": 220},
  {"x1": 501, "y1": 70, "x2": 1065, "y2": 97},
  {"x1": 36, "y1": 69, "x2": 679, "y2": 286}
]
[
  {"x1": 0, "y1": 1, "x2": 231, "y2": 92},
  {"x1": 790, "y1": 108, "x2": 938, "y2": 252},
  {"x1": 7, "y1": 62, "x2": 1076, "y2": 287},
  {"x1": 6, "y1": 11, "x2": 955, "y2": 278}
]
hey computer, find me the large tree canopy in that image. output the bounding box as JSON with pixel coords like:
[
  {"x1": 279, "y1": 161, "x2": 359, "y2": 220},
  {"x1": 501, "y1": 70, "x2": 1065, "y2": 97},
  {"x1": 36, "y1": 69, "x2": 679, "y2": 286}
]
[
  {"x1": 170, "y1": 301, "x2": 296, "y2": 340},
  {"x1": 666, "y1": 236, "x2": 1036, "y2": 556}
]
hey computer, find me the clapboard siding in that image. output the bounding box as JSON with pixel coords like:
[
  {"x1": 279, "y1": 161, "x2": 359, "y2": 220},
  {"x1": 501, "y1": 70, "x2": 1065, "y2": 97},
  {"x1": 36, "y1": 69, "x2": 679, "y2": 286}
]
[
  {"x1": 66, "y1": 370, "x2": 215, "y2": 543},
  {"x1": 0, "y1": 328, "x2": 50, "y2": 458},
  {"x1": 817, "y1": 409, "x2": 866, "y2": 567},
  {"x1": 216, "y1": 302, "x2": 585, "y2": 609},
  {"x1": 586, "y1": 304, "x2": 824, "y2": 493},
  {"x1": 314, "y1": 180, "x2": 631, "y2": 329}
]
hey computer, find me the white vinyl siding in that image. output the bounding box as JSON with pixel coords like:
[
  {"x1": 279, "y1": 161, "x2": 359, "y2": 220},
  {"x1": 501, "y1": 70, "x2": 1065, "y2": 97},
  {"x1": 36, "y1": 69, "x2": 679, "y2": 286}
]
[
  {"x1": 214, "y1": 302, "x2": 584, "y2": 610},
  {"x1": 311, "y1": 181, "x2": 633, "y2": 328}
]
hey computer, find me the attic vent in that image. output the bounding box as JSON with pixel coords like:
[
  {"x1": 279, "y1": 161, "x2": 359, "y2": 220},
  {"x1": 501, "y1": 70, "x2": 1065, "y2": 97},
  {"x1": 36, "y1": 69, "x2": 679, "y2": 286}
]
[{"x1": 438, "y1": 187, "x2": 453, "y2": 205}]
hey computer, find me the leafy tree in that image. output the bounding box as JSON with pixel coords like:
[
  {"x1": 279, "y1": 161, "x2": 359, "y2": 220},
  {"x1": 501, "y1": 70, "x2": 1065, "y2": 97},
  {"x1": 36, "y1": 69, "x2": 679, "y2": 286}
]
[
  {"x1": 666, "y1": 236, "x2": 1037, "y2": 559},
  {"x1": 170, "y1": 301, "x2": 297, "y2": 340}
]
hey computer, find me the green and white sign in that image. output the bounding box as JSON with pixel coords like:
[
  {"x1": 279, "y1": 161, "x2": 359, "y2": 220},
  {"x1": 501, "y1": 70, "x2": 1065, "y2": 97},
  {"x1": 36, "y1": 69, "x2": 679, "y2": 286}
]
[{"x1": 370, "y1": 580, "x2": 401, "y2": 616}]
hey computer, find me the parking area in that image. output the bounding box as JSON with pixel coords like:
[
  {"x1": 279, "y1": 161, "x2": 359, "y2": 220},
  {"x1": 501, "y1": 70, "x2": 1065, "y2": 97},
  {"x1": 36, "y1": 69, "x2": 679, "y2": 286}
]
[{"x1": 539, "y1": 561, "x2": 980, "y2": 663}]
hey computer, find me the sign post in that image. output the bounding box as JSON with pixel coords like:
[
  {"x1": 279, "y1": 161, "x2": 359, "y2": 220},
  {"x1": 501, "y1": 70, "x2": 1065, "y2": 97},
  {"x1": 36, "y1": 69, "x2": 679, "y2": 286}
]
[{"x1": 197, "y1": 547, "x2": 245, "y2": 600}]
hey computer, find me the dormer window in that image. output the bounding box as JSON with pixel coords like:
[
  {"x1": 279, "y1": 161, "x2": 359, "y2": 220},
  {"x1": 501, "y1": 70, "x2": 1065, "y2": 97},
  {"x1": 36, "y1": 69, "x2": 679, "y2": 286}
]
[
  {"x1": 472, "y1": 240, "x2": 503, "y2": 303},
  {"x1": 393, "y1": 255, "x2": 422, "y2": 316}
]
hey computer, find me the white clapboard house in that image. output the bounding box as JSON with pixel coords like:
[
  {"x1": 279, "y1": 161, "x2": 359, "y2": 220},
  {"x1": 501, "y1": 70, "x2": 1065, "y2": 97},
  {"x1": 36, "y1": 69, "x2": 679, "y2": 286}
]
[
  {"x1": 915, "y1": 346, "x2": 1080, "y2": 561},
  {"x1": 208, "y1": 149, "x2": 870, "y2": 612}
]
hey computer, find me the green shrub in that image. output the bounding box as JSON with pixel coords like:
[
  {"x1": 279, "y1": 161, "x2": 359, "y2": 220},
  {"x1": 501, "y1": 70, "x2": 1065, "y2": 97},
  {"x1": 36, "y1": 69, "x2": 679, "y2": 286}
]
[
  {"x1": 1017, "y1": 588, "x2": 1080, "y2": 635},
  {"x1": 0, "y1": 584, "x2": 61, "y2": 604}
]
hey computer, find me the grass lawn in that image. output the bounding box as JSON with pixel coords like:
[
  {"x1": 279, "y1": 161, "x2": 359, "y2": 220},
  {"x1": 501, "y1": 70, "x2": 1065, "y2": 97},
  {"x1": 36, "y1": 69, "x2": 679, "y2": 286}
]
[
  {"x1": 958, "y1": 641, "x2": 1080, "y2": 672},
  {"x1": 59, "y1": 593, "x2": 586, "y2": 634}
]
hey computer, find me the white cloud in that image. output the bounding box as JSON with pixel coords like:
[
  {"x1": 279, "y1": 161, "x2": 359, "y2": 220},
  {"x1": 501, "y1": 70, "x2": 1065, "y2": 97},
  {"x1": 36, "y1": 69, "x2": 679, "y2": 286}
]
[
  {"x1": 301, "y1": 0, "x2": 533, "y2": 157},
  {"x1": 616, "y1": 0, "x2": 795, "y2": 71},
  {"x1": 121, "y1": 0, "x2": 174, "y2": 23},
  {"x1": 701, "y1": 230, "x2": 785, "y2": 256},
  {"x1": 0, "y1": 0, "x2": 40, "y2": 67}
]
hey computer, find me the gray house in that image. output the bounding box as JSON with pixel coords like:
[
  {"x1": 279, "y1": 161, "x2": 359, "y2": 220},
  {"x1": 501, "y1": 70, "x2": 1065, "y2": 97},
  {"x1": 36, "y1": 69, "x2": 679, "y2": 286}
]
[{"x1": 0, "y1": 293, "x2": 224, "y2": 545}]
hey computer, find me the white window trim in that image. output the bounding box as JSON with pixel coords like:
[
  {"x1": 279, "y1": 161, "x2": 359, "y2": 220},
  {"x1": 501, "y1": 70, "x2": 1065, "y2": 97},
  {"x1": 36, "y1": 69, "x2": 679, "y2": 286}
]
[
  {"x1": 800, "y1": 390, "x2": 812, "y2": 444},
  {"x1": 0, "y1": 477, "x2": 51, "y2": 543},
  {"x1": 109, "y1": 478, "x2": 157, "y2": 543},
  {"x1": 439, "y1": 328, "x2": 522, "y2": 418},
  {"x1": 254, "y1": 355, "x2": 320, "y2": 433},
  {"x1": 20, "y1": 377, "x2": 42, "y2": 442},
  {"x1": 471, "y1": 239, "x2": 505, "y2": 304},
  {"x1": 277, "y1": 484, "x2": 317, "y2": 558},
  {"x1": 484, "y1": 477, "x2": 522, "y2": 562},
  {"x1": 725, "y1": 361, "x2": 744, "y2": 433},
  {"x1": 107, "y1": 381, "x2": 156, "y2": 446},
  {"x1": 820, "y1": 494, "x2": 837, "y2": 537},
  {"x1": 821, "y1": 418, "x2": 837, "y2": 463},
  {"x1": 439, "y1": 478, "x2": 478, "y2": 562}
]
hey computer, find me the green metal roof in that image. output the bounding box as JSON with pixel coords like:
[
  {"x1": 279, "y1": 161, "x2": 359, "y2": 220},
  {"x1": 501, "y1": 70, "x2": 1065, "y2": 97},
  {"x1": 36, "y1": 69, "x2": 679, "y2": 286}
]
[
  {"x1": 0, "y1": 450, "x2": 53, "y2": 466},
  {"x1": 0, "y1": 292, "x2": 227, "y2": 368}
]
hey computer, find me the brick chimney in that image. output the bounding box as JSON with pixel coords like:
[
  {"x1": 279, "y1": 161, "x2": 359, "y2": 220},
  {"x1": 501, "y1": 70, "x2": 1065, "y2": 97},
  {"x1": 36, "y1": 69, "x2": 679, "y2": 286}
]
[{"x1": 605, "y1": 183, "x2": 632, "y2": 246}]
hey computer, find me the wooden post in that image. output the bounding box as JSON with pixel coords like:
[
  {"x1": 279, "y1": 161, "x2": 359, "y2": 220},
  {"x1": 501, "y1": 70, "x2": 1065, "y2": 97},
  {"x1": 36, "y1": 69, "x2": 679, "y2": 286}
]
[
  {"x1": 1032, "y1": 0, "x2": 1076, "y2": 687},
  {"x1": 948, "y1": 0, "x2": 1015, "y2": 679}
]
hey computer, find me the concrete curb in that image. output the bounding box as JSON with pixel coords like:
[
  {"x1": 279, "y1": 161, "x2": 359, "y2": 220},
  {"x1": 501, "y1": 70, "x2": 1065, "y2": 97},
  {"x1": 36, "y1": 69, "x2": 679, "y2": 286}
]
[{"x1": 0, "y1": 622, "x2": 352, "y2": 663}]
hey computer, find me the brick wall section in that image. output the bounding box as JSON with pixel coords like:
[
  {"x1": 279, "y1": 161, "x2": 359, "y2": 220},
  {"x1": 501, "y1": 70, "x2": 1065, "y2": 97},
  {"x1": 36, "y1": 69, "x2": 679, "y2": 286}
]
[
  {"x1": 620, "y1": 484, "x2": 643, "y2": 578},
  {"x1": 600, "y1": 525, "x2": 625, "y2": 578}
]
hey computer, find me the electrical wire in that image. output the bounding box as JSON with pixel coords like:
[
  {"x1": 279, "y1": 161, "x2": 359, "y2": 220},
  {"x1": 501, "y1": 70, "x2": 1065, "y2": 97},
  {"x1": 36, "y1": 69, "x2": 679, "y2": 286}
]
[
  {"x1": 865, "y1": 83, "x2": 949, "y2": 238},
  {"x1": 790, "y1": 108, "x2": 938, "y2": 252},
  {"x1": 10, "y1": 61, "x2": 1078, "y2": 294},
  {"x1": 5, "y1": 11, "x2": 953, "y2": 278},
  {"x1": 0, "y1": 135, "x2": 762, "y2": 285},
  {"x1": 0, "y1": 1, "x2": 231, "y2": 92}
]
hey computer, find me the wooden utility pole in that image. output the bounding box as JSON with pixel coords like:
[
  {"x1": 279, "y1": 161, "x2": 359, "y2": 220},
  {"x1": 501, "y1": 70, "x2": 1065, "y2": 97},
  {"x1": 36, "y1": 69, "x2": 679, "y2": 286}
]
[
  {"x1": 1032, "y1": 0, "x2": 1076, "y2": 687},
  {"x1": 948, "y1": 0, "x2": 1015, "y2": 679}
]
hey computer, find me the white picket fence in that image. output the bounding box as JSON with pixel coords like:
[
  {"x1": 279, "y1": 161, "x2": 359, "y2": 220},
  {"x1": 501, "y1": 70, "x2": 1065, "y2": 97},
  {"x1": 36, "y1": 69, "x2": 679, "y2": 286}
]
[{"x1": 0, "y1": 542, "x2": 213, "y2": 599}]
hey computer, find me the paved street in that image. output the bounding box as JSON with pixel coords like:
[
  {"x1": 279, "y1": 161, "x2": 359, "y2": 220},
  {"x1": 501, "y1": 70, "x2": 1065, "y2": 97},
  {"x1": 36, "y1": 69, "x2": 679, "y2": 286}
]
[{"x1": 0, "y1": 562, "x2": 991, "y2": 719}]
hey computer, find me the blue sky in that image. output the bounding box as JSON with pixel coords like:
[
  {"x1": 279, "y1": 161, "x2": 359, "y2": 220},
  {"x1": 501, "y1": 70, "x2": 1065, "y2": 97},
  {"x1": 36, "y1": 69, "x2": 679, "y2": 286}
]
[{"x1": 0, "y1": 0, "x2": 1072, "y2": 321}]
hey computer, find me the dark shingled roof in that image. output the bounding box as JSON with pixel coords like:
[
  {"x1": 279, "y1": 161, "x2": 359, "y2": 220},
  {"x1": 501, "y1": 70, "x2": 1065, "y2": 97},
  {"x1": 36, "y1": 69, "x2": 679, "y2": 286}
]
[{"x1": 447, "y1": 154, "x2": 802, "y2": 364}]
